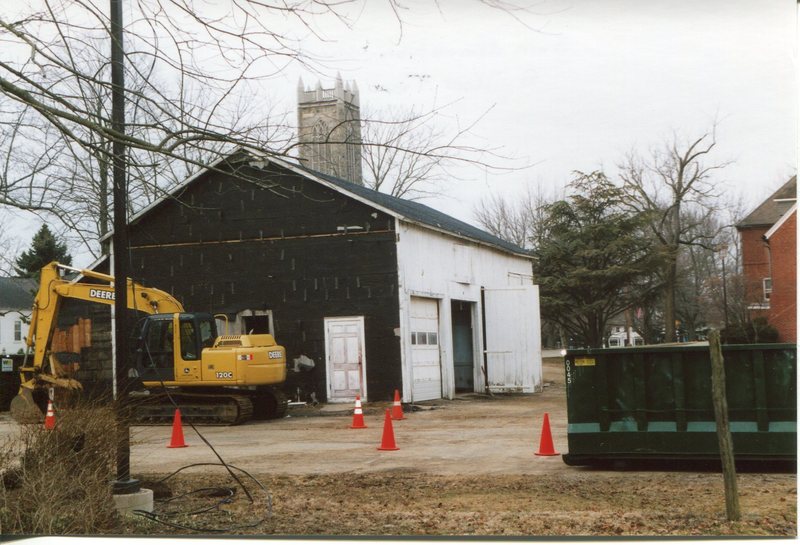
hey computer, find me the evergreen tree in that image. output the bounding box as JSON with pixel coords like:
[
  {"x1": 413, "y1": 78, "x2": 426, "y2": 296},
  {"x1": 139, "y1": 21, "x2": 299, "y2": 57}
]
[
  {"x1": 14, "y1": 225, "x2": 73, "y2": 278},
  {"x1": 533, "y1": 172, "x2": 663, "y2": 348}
]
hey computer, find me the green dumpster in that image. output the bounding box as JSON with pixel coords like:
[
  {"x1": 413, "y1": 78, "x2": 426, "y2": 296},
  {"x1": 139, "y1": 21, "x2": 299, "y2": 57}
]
[{"x1": 563, "y1": 343, "x2": 796, "y2": 465}]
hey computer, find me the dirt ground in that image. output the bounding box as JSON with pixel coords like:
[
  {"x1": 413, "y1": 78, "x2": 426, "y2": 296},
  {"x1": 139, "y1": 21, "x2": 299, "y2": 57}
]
[
  {"x1": 1, "y1": 358, "x2": 796, "y2": 536},
  {"x1": 125, "y1": 359, "x2": 575, "y2": 476}
]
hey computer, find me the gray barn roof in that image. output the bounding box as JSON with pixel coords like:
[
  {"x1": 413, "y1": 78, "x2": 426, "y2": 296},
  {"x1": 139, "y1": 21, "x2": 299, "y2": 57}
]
[
  {"x1": 0, "y1": 277, "x2": 37, "y2": 311},
  {"x1": 283, "y1": 160, "x2": 531, "y2": 257},
  {"x1": 737, "y1": 176, "x2": 797, "y2": 229}
]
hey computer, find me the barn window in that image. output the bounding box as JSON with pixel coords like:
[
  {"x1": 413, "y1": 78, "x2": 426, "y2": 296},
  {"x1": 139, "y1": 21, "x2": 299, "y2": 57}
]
[{"x1": 236, "y1": 309, "x2": 274, "y2": 336}]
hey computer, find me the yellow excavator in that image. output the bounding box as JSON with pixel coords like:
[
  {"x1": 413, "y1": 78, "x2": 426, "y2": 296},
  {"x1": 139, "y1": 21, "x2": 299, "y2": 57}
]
[{"x1": 10, "y1": 262, "x2": 288, "y2": 425}]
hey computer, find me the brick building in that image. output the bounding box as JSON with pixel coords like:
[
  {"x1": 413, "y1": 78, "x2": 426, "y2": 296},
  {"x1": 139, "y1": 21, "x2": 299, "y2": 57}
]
[
  {"x1": 763, "y1": 203, "x2": 796, "y2": 341},
  {"x1": 736, "y1": 176, "x2": 796, "y2": 341}
]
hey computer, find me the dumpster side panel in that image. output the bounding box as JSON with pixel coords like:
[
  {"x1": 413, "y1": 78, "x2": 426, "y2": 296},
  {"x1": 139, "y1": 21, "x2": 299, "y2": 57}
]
[{"x1": 564, "y1": 344, "x2": 797, "y2": 464}]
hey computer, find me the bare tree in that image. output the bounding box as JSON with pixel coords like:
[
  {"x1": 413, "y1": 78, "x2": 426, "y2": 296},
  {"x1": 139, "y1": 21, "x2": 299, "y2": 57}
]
[
  {"x1": 675, "y1": 211, "x2": 732, "y2": 339},
  {"x1": 0, "y1": 1, "x2": 302, "y2": 257},
  {"x1": 1, "y1": 1, "x2": 532, "y2": 257},
  {"x1": 0, "y1": 213, "x2": 22, "y2": 276},
  {"x1": 472, "y1": 183, "x2": 563, "y2": 348},
  {"x1": 473, "y1": 185, "x2": 558, "y2": 249},
  {"x1": 0, "y1": 1, "x2": 386, "y2": 259},
  {"x1": 619, "y1": 131, "x2": 729, "y2": 343},
  {"x1": 361, "y1": 105, "x2": 512, "y2": 200},
  {"x1": 0, "y1": 62, "x2": 286, "y2": 258}
]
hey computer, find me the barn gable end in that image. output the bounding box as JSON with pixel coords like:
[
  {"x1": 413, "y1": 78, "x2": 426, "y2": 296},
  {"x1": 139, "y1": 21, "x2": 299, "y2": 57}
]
[{"x1": 126, "y1": 157, "x2": 402, "y2": 402}]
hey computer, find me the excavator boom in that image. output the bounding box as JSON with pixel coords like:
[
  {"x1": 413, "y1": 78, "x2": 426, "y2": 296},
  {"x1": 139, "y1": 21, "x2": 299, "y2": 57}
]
[
  {"x1": 11, "y1": 262, "x2": 185, "y2": 423},
  {"x1": 27, "y1": 262, "x2": 184, "y2": 370}
]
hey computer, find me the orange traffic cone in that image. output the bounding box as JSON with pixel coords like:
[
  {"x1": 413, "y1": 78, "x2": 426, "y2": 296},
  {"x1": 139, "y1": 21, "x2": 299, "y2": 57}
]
[
  {"x1": 167, "y1": 408, "x2": 188, "y2": 448},
  {"x1": 535, "y1": 412, "x2": 559, "y2": 456},
  {"x1": 377, "y1": 409, "x2": 399, "y2": 451},
  {"x1": 350, "y1": 396, "x2": 367, "y2": 429},
  {"x1": 390, "y1": 389, "x2": 405, "y2": 420},
  {"x1": 44, "y1": 400, "x2": 56, "y2": 430}
]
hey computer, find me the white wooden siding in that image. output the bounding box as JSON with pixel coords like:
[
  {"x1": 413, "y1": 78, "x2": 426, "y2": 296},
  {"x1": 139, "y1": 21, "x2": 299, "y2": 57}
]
[
  {"x1": 0, "y1": 312, "x2": 29, "y2": 355},
  {"x1": 483, "y1": 286, "x2": 541, "y2": 393},
  {"x1": 396, "y1": 221, "x2": 542, "y2": 401}
]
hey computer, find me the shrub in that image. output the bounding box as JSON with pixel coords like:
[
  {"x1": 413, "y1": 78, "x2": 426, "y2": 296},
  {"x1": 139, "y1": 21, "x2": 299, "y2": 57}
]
[
  {"x1": 0, "y1": 400, "x2": 122, "y2": 534},
  {"x1": 721, "y1": 317, "x2": 780, "y2": 344}
]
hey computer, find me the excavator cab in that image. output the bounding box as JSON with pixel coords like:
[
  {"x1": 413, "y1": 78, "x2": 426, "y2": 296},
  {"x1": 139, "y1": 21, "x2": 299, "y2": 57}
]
[{"x1": 134, "y1": 313, "x2": 217, "y2": 383}]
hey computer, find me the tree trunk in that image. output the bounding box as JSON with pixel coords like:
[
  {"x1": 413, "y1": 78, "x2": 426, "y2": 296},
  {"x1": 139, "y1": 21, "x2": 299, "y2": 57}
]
[
  {"x1": 663, "y1": 257, "x2": 678, "y2": 343},
  {"x1": 663, "y1": 284, "x2": 675, "y2": 343},
  {"x1": 586, "y1": 312, "x2": 602, "y2": 348}
]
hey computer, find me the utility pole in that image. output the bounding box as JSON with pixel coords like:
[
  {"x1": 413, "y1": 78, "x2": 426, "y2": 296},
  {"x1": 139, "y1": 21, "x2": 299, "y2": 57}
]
[{"x1": 110, "y1": 0, "x2": 138, "y2": 495}]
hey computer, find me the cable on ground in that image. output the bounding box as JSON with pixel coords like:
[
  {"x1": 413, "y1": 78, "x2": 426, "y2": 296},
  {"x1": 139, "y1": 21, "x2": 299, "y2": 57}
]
[{"x1": 128, "y1": 346, "x2": 273, "y2": 532}]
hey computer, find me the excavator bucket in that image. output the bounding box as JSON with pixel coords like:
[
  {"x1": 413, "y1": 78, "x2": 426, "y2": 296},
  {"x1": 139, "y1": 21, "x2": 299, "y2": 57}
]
[{"x1": 9, "y1": 389, "x2": 45, "y2": 424}]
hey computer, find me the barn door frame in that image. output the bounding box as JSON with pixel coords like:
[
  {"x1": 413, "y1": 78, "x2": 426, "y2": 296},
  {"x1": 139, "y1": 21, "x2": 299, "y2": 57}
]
[{"x1": 324, "y1": 316, "x2": 367, "y2": 402}]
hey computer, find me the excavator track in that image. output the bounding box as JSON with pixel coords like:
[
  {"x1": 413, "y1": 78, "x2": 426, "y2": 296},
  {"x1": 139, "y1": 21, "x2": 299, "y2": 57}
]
[
  {"x1": 253, "y1": 386, "x2": 289, "y2": 420},
  {"x1": 130, "y1": 392, "x2": 254, "y2": 426}
]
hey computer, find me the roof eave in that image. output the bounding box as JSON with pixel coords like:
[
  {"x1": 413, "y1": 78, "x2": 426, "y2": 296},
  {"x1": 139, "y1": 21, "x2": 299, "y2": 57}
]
[
  {"x1": 99, "y1": 153, "x2": 234, "y2": 243},
  {"x1": 261, "y1": 155, "x2": 532, "y2": 259},
  {"x1": 764, "y1": 203, "x2": 797, "y2": 240},
  {"x1": 96, "y1": 147, "x2": 533, "y2": 260}
]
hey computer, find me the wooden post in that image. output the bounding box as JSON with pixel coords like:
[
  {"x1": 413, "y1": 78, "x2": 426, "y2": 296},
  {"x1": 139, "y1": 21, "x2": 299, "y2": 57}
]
[{"x1": 708, "y1": 329, "x2": 741, "y2": 521}]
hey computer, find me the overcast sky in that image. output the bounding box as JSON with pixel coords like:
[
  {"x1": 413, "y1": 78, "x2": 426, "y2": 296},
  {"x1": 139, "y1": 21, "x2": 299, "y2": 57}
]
[
  {"x1": 273, "y1": 0, "x2": 797, "y2": 223},
  {"x1": 4, "y1": 0, "x2": 797, "y2": 266}
]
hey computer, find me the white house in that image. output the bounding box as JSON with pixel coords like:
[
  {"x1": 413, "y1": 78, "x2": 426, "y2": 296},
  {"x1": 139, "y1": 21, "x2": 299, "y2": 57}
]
[
  {"x1": 607, "y1": 325, "x2": 644, "y2": 347},
  {"x1": 0, "y1": 277, "x2": 36, "y2": 355}
]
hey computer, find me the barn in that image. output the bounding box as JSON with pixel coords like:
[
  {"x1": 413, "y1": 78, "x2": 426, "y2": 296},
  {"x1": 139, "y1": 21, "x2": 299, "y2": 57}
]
[{"x1": 105, "y1": 149, "x2": 541, "y2": 403}]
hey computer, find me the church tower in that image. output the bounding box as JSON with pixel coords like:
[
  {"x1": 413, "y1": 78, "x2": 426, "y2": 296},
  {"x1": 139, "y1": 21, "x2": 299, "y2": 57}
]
[{"x1": 297, "y1": 74, "x2": 363, "y2": 184}]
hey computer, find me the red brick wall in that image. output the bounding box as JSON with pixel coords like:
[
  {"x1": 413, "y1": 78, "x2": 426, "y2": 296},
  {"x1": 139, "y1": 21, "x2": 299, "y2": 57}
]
[
  {"x1": 739, "y1": 226, "x2": 771, "y2": 318},
  {"x1": 767, "y1": 211, "x2": 796, "y2": 342}
]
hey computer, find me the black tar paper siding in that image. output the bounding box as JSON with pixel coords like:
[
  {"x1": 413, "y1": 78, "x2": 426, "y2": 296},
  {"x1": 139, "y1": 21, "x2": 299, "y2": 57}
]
[{"x1": 127, "y1": 161, "x2": 402, "y2": 402}]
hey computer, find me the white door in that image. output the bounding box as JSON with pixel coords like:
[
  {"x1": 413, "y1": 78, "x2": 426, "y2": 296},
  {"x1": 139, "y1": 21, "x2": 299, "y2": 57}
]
[
  {"x1": 410, "y1": 297, "x2": 442, "y2": 401},
  {"x1": 324, "y1": 317, "x2": 366, "y2": 402},
  {"x1": 483, "y1": 286, "x2": 542, "y2": 393}
]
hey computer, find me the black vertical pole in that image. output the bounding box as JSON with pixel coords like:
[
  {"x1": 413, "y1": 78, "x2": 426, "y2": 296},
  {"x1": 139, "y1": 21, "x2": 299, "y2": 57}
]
[
  {"x1": 110, "y1": 0, "x2": 138, "y2": 495},
  {"x1": 480, "y1": 287, "x2": 490, "y2": 395}
]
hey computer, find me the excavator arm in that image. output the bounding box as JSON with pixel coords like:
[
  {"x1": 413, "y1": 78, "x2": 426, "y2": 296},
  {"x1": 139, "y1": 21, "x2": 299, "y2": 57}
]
[
  {"x1": 27, "y1": 262, "x2": 184, "y2": 371},
  {"x1": 11, "y1": 261, "x2": 185, "y2": 422}
]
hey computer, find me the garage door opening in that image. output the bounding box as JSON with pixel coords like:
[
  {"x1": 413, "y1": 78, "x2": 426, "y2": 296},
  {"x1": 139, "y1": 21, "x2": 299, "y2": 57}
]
[{"x1": 451, "y1": 300, "x2": 475, "y2": 393}]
